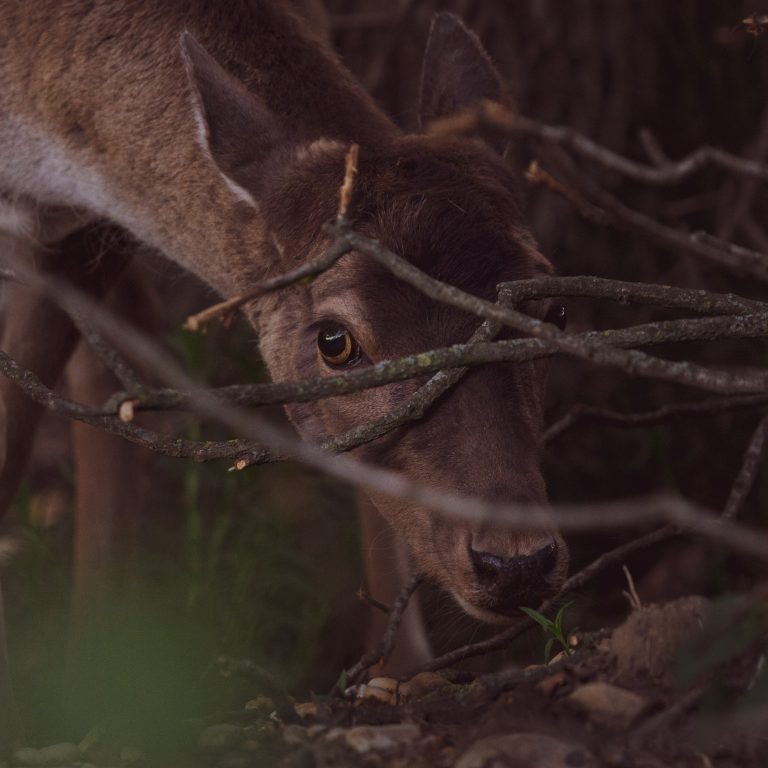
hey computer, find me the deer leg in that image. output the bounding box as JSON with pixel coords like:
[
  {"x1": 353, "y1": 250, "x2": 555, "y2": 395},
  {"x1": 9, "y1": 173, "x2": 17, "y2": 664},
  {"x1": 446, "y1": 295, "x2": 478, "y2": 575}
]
[
  {"x1": 61, "y1": 276, "x2": 157, "y2": 732},
  {"x1": 65, "y1": 262, "x2": 158, "y2": 627},
  {"x1": 0, "y1": 224, "x2": 133, "y2": 515},
  {"x1": 67, "y1": 341, "x2": 148, "y2": 622},
  {"x1": 357, "y1": 493, "x2": 432, "y2": 677},
  {"x1": 0, "y1": 223, "x2": 133, "y2": 751}
]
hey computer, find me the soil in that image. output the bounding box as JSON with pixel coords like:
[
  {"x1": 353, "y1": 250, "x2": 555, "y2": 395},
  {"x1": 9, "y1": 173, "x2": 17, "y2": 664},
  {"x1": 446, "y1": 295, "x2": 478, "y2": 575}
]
[{"x1": 12, "y1": 595, "x2": 766, "y2": 768}]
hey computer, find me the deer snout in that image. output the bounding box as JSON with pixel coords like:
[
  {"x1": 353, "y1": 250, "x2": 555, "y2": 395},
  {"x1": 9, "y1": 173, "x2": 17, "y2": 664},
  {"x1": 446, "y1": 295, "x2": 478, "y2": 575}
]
[{"x1": 470, "y1": 541, "x2": 559, "y2": 615}]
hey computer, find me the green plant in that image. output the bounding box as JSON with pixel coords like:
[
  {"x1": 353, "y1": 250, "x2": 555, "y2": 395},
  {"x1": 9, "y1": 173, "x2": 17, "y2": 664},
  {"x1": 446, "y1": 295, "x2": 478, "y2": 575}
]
[{"x1": 520, "y1": 602, "x2": 574, "y2": 662}]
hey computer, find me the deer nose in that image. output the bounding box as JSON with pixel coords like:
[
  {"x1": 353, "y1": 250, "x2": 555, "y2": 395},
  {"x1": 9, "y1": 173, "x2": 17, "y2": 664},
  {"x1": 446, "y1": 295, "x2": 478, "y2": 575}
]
[{"x1": 470, "y1": 543, "x2": 558, "y2": 614}]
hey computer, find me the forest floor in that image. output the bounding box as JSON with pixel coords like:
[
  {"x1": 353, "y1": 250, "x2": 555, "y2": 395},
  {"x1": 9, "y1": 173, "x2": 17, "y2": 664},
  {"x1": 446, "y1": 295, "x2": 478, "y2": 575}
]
[{"x1": 10, "y1": 594, "x2": 767, "y2": 768}]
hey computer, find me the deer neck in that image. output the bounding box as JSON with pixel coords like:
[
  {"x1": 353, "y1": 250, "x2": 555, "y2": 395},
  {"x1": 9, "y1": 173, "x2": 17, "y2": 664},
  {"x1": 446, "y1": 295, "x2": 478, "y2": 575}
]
[{"x1": 0, "y1": 0, "x2": 397, "y2": 296}]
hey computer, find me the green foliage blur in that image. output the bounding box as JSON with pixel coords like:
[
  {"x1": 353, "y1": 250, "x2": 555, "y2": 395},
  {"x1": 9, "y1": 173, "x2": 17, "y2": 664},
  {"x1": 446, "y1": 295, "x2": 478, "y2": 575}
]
[{"x1": 2, "y1": 314, "x2": 362, "y2": 746}]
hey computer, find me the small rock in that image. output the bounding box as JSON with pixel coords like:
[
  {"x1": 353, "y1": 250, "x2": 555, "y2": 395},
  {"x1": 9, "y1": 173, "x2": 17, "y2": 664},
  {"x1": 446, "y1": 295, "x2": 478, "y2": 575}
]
[
  {"x1": 456, "y1": 733, "x2": 596, "y2": 768},
  {"x1": 399, "y1": 671, "x2": 450, "y2": 702},
  {"x1": 242, "y1": 739, "x2": 262, "y2": 751},
  {"x1": 293, "y1": 701, "x2": 317, "y2": 719},
  {"x1": 568, "y1": 682, "x2": 648, "y2": 728},
  {"x1": 525, "y1": 650, "x2": 571, "y2": 674},
  {"x1": 282, "y1": 724, "x2": 310, "y2": 745},
  {"x1": 12, "y1": 748, "x2": 44, "y2": 767},
  {"x1": 361, "y1": 676, "x2": 398, "y2": 704},
  {"x1": 245, "y1": 695, "x2": 274, "y2": 717},
  {"x1": 198, "y1": 724, "x2": 245, "y2": 752},
  {"x1": 119, "y1": 746, "x2": 143, "y2": 764},
  {"x1": 13, "y1": 743, "x2": 82, "y2": 766},
  {"x1": 536, "y1": 670, "x2": 568, "y2": 697},
  {"x1": 40, "y1": 743, "x2": 82, "y2": 765},
  {"x1": 327, "y1": 723, "x2": 420, "y2": 754},
  {"x1": 244, "y1": 722, "x2": 277, "y2": 743}
]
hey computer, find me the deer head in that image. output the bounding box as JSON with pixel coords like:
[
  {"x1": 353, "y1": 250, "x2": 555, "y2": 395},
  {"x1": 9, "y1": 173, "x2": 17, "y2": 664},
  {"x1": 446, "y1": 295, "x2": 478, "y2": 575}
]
[{"x1": 183, "y1": 13, "x2": 569, "y2": 623}]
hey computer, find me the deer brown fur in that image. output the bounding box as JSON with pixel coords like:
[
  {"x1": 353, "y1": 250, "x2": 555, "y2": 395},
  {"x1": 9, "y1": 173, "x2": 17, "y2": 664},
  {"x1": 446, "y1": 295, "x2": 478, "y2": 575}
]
[{"x1": 0, "y1": 0, "x2": 568, "y2": 689}]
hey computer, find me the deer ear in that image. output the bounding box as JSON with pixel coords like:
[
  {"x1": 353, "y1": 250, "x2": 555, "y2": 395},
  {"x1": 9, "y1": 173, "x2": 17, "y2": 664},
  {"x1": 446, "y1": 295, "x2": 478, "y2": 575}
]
[
  {"x1": 419, "y1": 14, "x2": 510, "y2": 153},
  {"x1": 181, "y1": 31, "x2": 281, "y2": 205}
]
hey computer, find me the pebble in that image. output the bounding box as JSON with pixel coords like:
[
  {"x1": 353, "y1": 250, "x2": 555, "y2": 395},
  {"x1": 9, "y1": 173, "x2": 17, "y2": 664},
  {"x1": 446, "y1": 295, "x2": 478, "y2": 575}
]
[
  {"x1": 13, "y1": 743, "x2": 82, "y2": 766},
  {"x1": 282, "y1": 725, "x2": 310, "y2": 745},
  {"x1": 245, "y1": 695, "x2": 274, "y2": 717},
  {"x1": 119, "y1": 746, "x2": 143, "y2": 764},
  {"x1": 536, "y1": 670, "x2": 568, "y2": 697},
  {"x1": 293, "y1": 701, "x2": 317, "y2": 719},
  {"x1": 198, "y1": 724, "x2": 246, "y2": 751},
  {"x1": 326, "y1": 723, "x2": 421, "y2": 754},
  {"x1": 568, "y1": 681, "x2": 648, "y2": 728},
  {"x1": 361, "y1": 676, "x2": 398, "y2": 704},
  {"x1": 399, "y1": 671, "x2": 450, "y2": 701},
  {"x1": 456, "y1": 733, "x2": 596, "y2": 768}
]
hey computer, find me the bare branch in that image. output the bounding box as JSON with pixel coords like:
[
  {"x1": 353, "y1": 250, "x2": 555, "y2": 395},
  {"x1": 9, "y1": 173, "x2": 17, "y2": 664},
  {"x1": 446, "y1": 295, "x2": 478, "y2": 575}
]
[
  {"x1": 342, "y1": 573, "x2": 423, "y2": 687},
  {"x1": 72, "y1": 321, "x2": 146, "y2": 394},
  {"x1": 545, "y1": 395, "x2": 768, "y2": 443},
  {"x1": 3, "y1": 223, "x2": 768, "y2": 563},
  {"x1": 428, "y1": 101, "x2": 768, "y2": 186},
  {"x1": 105, "y1": 311, "x2": 768, "y2": 417},
  {"x1": 337, "y1": 224, "x2": 768, "y2": 395},
  {"x1": 534, "y1": 146, "x2": 768, "y2": 281},
  {"x1": 498, "y1": 276, "x2": 766, "y2": 315},
  {"x1": 182, "y1": 237, "x2": 352, "y2": 331},
  {"x1": 723, "y1": 412, "x2": 768, "y2": 520}
]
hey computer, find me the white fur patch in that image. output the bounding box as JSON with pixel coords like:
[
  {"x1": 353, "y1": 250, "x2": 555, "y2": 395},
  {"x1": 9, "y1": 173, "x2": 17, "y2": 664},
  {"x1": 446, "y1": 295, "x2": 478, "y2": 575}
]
[
  {"x1": 0, "y1": 112, "x2": 114, "y2": 219},
  {"x1": 188, "y1": 97, "x2": 257, "y2": 208},
  {"x1": 220, "y1": 172, "x2": 257, "y2": 207}
]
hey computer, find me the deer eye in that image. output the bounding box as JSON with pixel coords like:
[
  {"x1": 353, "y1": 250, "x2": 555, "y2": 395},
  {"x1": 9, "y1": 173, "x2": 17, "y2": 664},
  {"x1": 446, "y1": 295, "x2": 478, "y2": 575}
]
[
  {"x1": 317, "y1": 326, "x2": 360, "y2": 367},
  {"x1": 545, "y1": 302, "x2": 567, "y2": 330}
]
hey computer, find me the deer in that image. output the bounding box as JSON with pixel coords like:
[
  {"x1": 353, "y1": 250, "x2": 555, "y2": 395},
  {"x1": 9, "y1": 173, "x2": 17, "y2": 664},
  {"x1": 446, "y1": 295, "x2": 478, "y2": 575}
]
[{"x1": 0, "y1": 0, "x2": 569, "y2": 731}]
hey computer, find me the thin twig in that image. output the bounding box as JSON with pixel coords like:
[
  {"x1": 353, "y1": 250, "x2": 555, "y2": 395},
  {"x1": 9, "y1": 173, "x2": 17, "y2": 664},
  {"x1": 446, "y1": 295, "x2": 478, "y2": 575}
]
[
  {"x1": 723, "y1": 412, "x2": 768, "y2": 520},
  {"x1": 337, "y1": 224, "x2": 768, "y2": 395},
  {"x1": 498, "y1": 276, "x2": 766, "y2": 315},
  {"x1": 342, "y1": 573, "x2": 423, "y2": 687},
  {"x1": 182, "y1": 237, "x2": 352, "y2": 331},
  {"x1": 533, "y1": 147, "x2": 768, "y2": 282},
  {"x1": 184, "y1": 143, "x2": 360, "y2": 331},
  {"x1": 110, "y1": 312, "x2": 768, "y2": 417},
  {"x1": 72, "y1": 321, "x2": 146, "y2": 393},
  {"x1": 429, "y1": 101, "x2": 768, "y2": 186},
  {"x1": 622, "y1": 565, "x2": 642, "y2": 610},
  {"x1": 357, "y1": 586, "x2": 391, "y2": 615},
  {"x1": 7, "y1": 309, "x2": 768, "y2": 464},
  {"x1": 545, "y1": 395, "x2": 768, "y2": 443},
  {"x1": 338, "y1": 143, "x2": 359, "y2": 219}
]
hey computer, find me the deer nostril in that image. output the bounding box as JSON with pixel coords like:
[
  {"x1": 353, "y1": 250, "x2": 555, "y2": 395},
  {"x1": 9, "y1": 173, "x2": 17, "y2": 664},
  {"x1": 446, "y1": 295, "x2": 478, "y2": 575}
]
[
  {"x1": 470, "y1": 550, "x2": 508, "y2": 584},
  {"x1": 470, "y1": 543, "x2": 558, "y2": 612}
]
